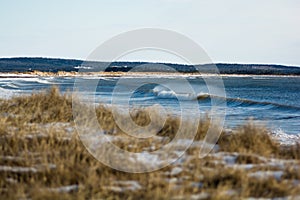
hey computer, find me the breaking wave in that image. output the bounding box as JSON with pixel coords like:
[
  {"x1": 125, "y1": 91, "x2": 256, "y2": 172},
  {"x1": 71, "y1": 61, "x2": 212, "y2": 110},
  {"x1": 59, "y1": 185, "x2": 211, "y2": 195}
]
[
  {"x1": 198, "y1": 94, "x2": 300, "y2": 111},
  {"x1": 152, "y1": 85, "x2": 300, "y2": 111},
  {"x1": 152, "y1": 85, "x2": 198, "y2": 100}
]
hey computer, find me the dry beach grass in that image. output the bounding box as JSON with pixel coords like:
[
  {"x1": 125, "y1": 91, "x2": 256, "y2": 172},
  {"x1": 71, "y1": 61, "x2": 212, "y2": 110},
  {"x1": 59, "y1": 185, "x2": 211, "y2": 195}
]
[{"x1": 0, "y1": 87, "x2": 299, "y2": 199}]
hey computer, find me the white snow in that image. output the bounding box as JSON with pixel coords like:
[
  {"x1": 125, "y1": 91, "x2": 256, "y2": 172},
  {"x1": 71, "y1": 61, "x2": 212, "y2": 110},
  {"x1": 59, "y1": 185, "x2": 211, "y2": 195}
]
[
  {"x1": 47, "y1": 185, "x2": 79, "y2": 193},
  {"x1": 170, "y1": 167, "x2": 183, "y2": 176},
  {"x1": 0, "y1": 166, "x2": 38, "y2": 173},
  {"x1": 103, "y1": 180, "x2": 142, "y2": 192},
  {"x1": 248, "y1": 171, "x2": 284, "y2": 181}
]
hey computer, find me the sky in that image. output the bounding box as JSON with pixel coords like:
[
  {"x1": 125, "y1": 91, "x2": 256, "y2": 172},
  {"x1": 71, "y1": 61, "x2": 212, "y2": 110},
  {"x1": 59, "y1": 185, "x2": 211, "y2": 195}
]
[{"x1": 0, "y1": 0, "x2": 299, "y2": 66}]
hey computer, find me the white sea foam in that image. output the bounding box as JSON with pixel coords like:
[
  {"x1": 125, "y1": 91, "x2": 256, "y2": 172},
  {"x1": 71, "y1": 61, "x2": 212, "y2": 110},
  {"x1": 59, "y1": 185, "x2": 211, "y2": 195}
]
[
  {"x1": 0, "y1": 77, "x2": 53, "y2": 85},
  {"x1": 74, "y1": 65, "x2": 92, "y2": 69},
  {"x1": 0, "y1": 87, "x2": 20, "y2": 99},
  {"x1": 271, "y1": 128, "x2": 300, "y2": 146},
  {"x1": 5, "y1": 82, "x2": 19, "y2": 89},
  {"x1": 19, "y1": 77, "x2": 53, "y2": 84},
  {"x1": 0, "y1": 73, "x2": 36, "y2": 77}
]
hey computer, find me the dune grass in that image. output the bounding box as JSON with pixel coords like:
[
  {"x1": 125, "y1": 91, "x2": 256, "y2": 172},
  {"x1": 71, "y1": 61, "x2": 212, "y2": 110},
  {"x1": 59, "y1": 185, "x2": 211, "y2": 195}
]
[{"x1": 0, "y1": 87, "x2": 299, "y2": 199}]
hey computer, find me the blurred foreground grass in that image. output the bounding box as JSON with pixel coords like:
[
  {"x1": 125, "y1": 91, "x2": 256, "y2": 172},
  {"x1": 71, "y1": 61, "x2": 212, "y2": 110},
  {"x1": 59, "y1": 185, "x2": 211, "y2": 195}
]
[{"x1": 0, "y1": 87, "x2": 299, "y2": 199}]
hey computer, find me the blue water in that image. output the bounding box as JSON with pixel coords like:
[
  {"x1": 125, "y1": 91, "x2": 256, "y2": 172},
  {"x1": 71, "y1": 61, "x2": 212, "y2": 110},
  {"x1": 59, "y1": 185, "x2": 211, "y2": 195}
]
[{"x1": 0, "y1": 75, "x2": 299, "y2": 135}]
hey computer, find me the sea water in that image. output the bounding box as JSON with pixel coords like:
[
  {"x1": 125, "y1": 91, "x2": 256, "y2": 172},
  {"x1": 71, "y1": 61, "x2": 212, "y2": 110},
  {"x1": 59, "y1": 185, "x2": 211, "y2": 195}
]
[{"x1": 0, "y1": 75, "x2": 299, "y2": 135}]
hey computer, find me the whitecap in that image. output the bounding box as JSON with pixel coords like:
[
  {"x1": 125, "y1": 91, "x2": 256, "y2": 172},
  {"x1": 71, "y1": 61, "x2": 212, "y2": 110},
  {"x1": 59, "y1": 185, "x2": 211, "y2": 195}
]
[{"x1": 271, "y1": 128, "x2": 300, "y2": 146}]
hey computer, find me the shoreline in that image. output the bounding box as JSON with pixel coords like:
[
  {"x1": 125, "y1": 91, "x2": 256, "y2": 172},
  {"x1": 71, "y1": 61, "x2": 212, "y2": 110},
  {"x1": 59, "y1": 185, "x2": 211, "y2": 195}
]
[{"x1": 0, "y1": 71, "x2": 300, "y2": 78}]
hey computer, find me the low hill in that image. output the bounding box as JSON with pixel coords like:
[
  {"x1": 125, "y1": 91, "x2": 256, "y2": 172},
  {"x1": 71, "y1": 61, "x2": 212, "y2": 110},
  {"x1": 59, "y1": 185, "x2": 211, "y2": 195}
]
[{"x1": 0, "y1": 57, "x2": 299, "y2": 75}]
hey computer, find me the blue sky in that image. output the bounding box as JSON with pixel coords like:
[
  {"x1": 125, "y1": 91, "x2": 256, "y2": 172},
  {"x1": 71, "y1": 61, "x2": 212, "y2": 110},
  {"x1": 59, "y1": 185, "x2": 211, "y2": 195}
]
[{"x1": 0, "y1": 0, "x2": 299, "y2": 65}]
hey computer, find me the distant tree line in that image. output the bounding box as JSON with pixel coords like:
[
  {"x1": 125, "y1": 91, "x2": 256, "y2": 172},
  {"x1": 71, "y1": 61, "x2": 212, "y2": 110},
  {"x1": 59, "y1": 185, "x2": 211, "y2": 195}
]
[{"x1": 0, "y1": 57, "x2": 299, "y2": 75}]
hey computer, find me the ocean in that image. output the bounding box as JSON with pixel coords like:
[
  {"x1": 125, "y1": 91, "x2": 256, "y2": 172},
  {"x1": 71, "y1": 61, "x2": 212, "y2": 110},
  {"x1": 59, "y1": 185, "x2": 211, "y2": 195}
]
[{"x1": 0, "y1": 74, "x2": 299, "y2": 136}]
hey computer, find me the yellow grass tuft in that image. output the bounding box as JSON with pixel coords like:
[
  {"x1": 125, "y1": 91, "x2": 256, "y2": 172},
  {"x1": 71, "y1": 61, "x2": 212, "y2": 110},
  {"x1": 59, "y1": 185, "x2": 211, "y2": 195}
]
[{"x1": 0, "y1": 87, "x2": 299, "y2": 199}]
